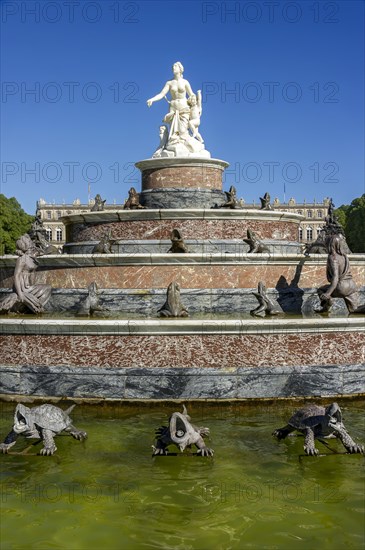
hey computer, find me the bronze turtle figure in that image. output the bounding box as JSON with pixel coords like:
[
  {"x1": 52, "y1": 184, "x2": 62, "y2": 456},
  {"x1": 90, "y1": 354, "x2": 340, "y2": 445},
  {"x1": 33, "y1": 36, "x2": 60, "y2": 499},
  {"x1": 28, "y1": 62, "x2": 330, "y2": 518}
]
[{"x1": 273, "y1": 403, "x2": 364, "y2": 456}]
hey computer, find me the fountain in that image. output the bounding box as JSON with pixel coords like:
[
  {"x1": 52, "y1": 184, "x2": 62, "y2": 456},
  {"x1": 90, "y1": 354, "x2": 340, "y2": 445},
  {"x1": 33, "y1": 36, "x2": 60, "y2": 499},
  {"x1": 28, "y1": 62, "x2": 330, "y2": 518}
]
[{"x1": 0, "y1": 62, "x2": 364, "y2": 402}]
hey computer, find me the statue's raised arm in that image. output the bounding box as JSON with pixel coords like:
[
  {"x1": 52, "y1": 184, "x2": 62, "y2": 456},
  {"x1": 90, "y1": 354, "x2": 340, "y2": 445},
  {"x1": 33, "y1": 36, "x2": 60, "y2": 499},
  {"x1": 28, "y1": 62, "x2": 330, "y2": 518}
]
[
  {"x1": 147, "y1": 62, "x2": 210, "y2": 159},
  {"x1": 147, "y1": 82, "x2": 170, "y2": 107}
]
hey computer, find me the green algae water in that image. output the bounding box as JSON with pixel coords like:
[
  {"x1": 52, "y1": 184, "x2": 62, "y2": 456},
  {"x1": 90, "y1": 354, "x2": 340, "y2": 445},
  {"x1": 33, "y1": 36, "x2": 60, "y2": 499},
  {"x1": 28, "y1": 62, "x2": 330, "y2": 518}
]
[{"x1": 1, "y1": 399, "x2": 364, "y2": 550}]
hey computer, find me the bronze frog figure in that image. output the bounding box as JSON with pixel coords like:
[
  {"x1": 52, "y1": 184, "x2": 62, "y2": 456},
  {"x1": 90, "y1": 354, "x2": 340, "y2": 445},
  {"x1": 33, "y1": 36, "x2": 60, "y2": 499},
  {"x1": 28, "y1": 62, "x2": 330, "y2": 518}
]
[
  {"x1": 250, "y1": 281, "x2": 280, "y2": 316},
  {"x1": 158, "y1": 281, "x2": 189, "y2": 317}
]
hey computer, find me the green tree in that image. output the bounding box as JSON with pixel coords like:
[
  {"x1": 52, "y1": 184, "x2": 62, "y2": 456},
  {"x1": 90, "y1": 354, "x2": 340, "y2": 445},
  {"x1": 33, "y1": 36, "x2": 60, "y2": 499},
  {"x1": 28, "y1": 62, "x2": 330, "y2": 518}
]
[
  {"x1": 344, "y1": 194, "x2": 365, "y2": 253},
  {"x1": 0, "y1": 195, "x2": 34, "y2": 255},
  {"x1": 334, "y1": 203, "x2": 350, "y2": 230}
]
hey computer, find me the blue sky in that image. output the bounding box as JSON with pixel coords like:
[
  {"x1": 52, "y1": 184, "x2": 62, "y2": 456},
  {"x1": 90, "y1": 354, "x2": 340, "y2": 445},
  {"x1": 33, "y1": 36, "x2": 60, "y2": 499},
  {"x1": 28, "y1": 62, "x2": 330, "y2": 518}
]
[{"x1": 1, "y1": 0, "x2": 364, "y2": 213}]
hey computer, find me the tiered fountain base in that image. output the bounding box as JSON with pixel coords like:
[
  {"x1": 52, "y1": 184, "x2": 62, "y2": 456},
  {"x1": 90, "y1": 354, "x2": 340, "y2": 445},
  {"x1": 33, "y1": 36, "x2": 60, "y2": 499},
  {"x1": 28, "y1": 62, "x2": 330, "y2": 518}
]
[
  {"x1": 0, "y1": 158, "x2": 364, "y2": 402},
  {"x1": 0, "y1": 315, "x2": 364, "y2": 401}
]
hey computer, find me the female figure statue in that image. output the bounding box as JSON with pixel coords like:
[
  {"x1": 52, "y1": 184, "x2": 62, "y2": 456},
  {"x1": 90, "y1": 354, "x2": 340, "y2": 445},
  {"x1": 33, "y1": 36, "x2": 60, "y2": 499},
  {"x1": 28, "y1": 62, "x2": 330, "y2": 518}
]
[
  {"x1": 147, "y1": 62, "x2": 193, "y2": 138},
  {"x1": 147, "y1": 62, "x2": 209, "y2": 157}
]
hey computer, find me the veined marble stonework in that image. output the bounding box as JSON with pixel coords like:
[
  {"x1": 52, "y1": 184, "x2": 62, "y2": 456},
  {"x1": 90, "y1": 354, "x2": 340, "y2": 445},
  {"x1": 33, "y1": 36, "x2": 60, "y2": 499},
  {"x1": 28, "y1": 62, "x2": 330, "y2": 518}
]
[
  {"x1": 1, "y1": 319, "x2": 364, "y2": 369},
  {"x1": 67, "y1": 218, "x2": 299, "y2": 243},
  {"x1": 141, "y1": 166, "x2": 223, "y2": 190},
  {"x1": 1, "y1": 260, "x2": 364, "y2": 290},
  {"x1": 138, "y1": 188, "x2": 228, "y2": 209},
  {"x1": 1, "y1": 364, "x2": 364, "y2": 400},
  {"x1": 63, "y1": 239, "x2": 303, "y2": 255},
  {"x1": 2, "y1": 286, "x2": 359, "y2": 315},
  {"x1": 0, "y1": 318, "x2": 364, "y2": 400}
]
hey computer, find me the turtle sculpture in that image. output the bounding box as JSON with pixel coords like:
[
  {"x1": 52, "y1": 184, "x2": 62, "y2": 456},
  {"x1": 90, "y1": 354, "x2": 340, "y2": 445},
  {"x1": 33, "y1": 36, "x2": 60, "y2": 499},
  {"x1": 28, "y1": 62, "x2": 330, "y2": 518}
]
[
  {"x1": 273, "y1": 403, "x2": 364, "y2": 456},
  {"x1": 152, "y1": 405, "x2": 214, "y2": 456},
  {"x1": 0, "y1": 403, "x2": 87, "y2": 456}
]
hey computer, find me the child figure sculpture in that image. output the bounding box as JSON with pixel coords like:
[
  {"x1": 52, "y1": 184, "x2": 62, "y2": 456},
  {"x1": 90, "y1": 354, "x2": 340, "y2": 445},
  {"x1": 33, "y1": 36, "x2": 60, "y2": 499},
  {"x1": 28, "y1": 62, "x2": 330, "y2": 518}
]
[{"x1": 187, "y1": 90, "x2": 203, "y2": 143}]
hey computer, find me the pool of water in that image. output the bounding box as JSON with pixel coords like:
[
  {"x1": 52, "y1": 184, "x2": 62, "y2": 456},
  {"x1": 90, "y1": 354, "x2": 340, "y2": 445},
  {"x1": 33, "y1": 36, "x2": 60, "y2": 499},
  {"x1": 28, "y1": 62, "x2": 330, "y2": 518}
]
[{"x1": 1, "y1": 399, "x2": 364, "y2": 549}]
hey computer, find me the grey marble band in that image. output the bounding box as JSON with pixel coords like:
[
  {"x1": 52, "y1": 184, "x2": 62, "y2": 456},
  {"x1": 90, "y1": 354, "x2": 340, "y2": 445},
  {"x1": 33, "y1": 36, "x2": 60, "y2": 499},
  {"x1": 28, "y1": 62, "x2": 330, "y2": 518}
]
[
  {"x1": 1, "y1": 287, "x2": 363, "y2": 316},
  {"x1": 62, "y1": 239, "x2": 303, "y2": 255},
  {"x1": 139, "y1": 188, "x2": 227, "y2": 209},
  {"x1": 1, "y1": 363, "x2": 364, "y2": 400}
]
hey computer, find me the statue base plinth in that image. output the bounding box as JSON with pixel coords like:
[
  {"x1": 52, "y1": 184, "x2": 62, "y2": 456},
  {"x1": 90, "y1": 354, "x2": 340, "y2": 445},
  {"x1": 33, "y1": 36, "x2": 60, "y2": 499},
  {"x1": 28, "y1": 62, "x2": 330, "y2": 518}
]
[{"x1": 135, "y1": 157, "x2": 229, "y2": 209}]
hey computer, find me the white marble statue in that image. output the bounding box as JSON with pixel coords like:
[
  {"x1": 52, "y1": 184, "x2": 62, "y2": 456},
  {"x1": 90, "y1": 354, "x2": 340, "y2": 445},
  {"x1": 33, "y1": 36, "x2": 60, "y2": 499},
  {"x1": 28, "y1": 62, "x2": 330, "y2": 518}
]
[{"x1": 147, "y1": 62, "x2": 210, "y2": 158}]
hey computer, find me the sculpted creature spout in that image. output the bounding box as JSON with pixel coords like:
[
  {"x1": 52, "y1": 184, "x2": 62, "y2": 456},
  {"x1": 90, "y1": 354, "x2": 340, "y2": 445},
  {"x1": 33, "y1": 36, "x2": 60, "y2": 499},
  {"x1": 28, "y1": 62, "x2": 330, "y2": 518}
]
[
  {"x1": 273, "y1": 403, "x2": 364, "y2": 456},
  {"x1": 259, "y1": 192, "x2": 272, "y2": 210},
  {"x1": 28, "y1": 215, "x2": 60, "y2": 255},
  {"x1": 92, "y1": 230, "x2": 116, "y2": 254},
  {"x1": 123, "y1": 187, "x2": 145, "y2": 210},
  {"x1": 220, "y1": 185, "x2": 239, "y2": 209},
  {"x1": 243, "y1": 229, "x2": 269, "y2": 254},
  {"x1": 77, "y1": 282, "x2": 103, "y2": 316},
  {"x1": 168, "y1": 229, "x2": 189, "y2": 253},
  {"x1": 90, "y1": 194, "x2": 106, "y2": 212},
  {"x1": 158, "y1": 281, "x2": 189, "y2": 317},
  {"x1": 250, "y1": 281, "x2": 280, "y2": 316},
  {"x1": 0, "y1": 404, "x2": 87, "y2": 456},
  {"x1": 153, "y1": 405, "x2": 214, "y2": 456}
]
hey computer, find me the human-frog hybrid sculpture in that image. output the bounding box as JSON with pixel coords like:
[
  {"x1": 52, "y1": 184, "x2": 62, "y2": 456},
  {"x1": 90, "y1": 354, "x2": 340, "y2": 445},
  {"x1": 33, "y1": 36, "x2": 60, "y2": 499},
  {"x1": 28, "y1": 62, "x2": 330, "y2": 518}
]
[
  {"x1": 273, "y1": 403, "x2": 364, "y2": 456},
  {"x1": 316, "y1": 234, "x2": 365, "y2": 314},
  {"x1": 0, "y1": 234, "x2": 52, "y2": 314},
  {"x1": 153, "y1": 405, "x2": 214, "y2": 456},
  {"x1": 0, "y1": 404, "x2": 87, "y2": 456}
]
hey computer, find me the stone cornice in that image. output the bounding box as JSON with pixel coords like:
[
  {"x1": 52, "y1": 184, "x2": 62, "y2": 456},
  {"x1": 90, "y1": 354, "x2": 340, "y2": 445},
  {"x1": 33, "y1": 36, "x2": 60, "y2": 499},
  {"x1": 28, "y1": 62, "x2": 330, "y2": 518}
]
[
  {"x1": 0, "y1": 253, "x2": 365, "y2": 268},
  {"x1": 60, "y1": 208, "x2": 305, "y2": 225},
  {"x1": 135, "y1": 157, "x2": 230, "y2": 171},
  {"x1": 1, "y1": 316, "x2": 364, "y2": 336}
]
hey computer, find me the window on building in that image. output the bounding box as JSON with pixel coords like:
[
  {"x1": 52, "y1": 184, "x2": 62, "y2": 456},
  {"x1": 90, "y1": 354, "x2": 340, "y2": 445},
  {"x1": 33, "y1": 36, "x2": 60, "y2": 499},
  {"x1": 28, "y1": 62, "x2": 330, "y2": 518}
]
[
  {"x1": 298, "y1": 227, "x2": 303, "y2": 241},
  {"x1": 306, "y1": 227, "x2": 313, "y2": 241},
  {"x1": 307, "y1": 210, "x2": 313, "y2": 218},
  {"x1": 56, "y1": 210, "x2": 62, "y2": 219},
  {"x1": 317, "y1": 210, "x2": 323, "y2": 218},
  {"x1": 56, "y1": 227, "x2": 63, "y2": 242},
  {"x1": 297, "y1": 210, "x2": 303, "y2": 215},
  {"x1": 45, "y1": 228, "x2": 52, "y2": 241},
  {"x1": 317, "y1": 228, "x2": 322, "y2": 236},
  {"x1": 46, "y1": 211, "x2": 52, "y2": 220}
]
